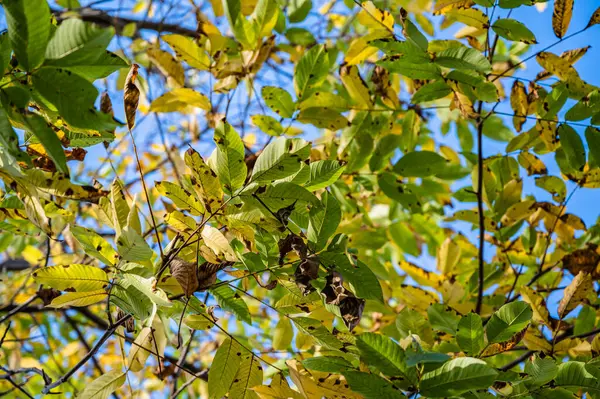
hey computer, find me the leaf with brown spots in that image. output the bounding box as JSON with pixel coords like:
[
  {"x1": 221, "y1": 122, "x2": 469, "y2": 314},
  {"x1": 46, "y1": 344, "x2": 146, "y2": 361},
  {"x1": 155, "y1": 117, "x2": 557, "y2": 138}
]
[{"x1": 552, "y1": 0, "x2": 574, "y2": 39}]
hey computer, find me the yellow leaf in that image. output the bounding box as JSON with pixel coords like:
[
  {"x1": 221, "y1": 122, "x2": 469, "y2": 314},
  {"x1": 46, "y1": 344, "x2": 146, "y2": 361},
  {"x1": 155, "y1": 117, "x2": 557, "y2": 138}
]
[
  {"x1": 252, "y1": 373, "x2": 304, "y2": 399},
  {"x1": 398, "y1": 261, "x2": 442, "y2": 287},
  {"x1": 209, "y1": 0, "x2": 224, "y2": 16},
  {"x1": 127, "y1": 326, "x2": 153, "y2": 372},
  {"x1": 558, "y1": 271, "x2": 594, "y2": 318},
  {"x1": 552, "y1": 0, "x2": 574, "y2": 39},
  {"x1": 163, "y1": 34, "x2": 210, "y2": 70},
  {"x1": 149, "y1": 88, "x2": 211, "y2": 113},
  {"x1": 78, "y1": 370, "x2": 126, "y2": 399},
  {"x1": 519, "y1": 286, "x2": 550, "y2": 326},
  {"x1": 33, "y1": 264, "x2": 109, "y2": 292},
  {"x1": 287, "y1": 360, "x2": 362, "y2": 399},
  {"x1": 444, "y1": 8, "x2": 489, "y2": 30},
  {"x1": 340, "y1": 65, "x2": 373, "y2": 109},
  {"x1": 510, "y1": 80, "x2": 528, "y2": 132},
  {"x1": 147, "y1": 47, "x2": 185, "y2": 87},
  {"x1": 437, "y1": 237, "x2": 461, "y2": 274},
  {"x1": 48, "y1": 289, "x2": 107, "y2": 308},
  {"x1": 518, "y1": 152, "x2": 547, "y2": 176},
  {"x1": 357, "y1": 1, "x2": 394, "y2": 31},
  {"x1": 587, "y1": 6, "x2": 600, "y2": 28},
  {"x1": 433, "y1": 0, "x2": 475, "y2": 15},
  {"x1": 201, "y1": 225, "x2": 237, "y2": 262}
]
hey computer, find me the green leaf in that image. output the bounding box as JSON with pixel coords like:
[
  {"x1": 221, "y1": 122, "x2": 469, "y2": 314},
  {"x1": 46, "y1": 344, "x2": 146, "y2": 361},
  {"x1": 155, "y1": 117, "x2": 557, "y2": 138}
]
[
  {"x1": 262, "y1": 86, "x2": 295, "y2": 118},
  {"x1": 378, "y1": 173, "x2": 422, "y2": 213},
  {"x1": 210, "y1": 121, "x2": 247, "y2": 194},
  {"x1": 116, "y1": 226, "x2": 154, "y2": 262},
  {"x1": 251, "y1": 114, "x2": 284, "y2": 136},
  {"x1": 288, "y1": 0, "x2": 312, "y2": 23},
  {"x1": 110, "y1": 284, "x2": 153, "y2": 320},
  {"x1": 524, "y1": 355, "x2": 558, "y2": 389},
  {"x1": 156, "y1": 181, "x2": 205, "y2": 216},
  {"x1": 535, "y1": 176, "x2": 566, "y2": 202},
  {"x1": 555, "y1": 362, "x2": 600, "y2": 395},
  {"x1": 482, "y1": 115, "x2": 514, "y2": 142},
  {"x1": 44, "y1": 19, "x2": 126, "y2": 80},
  {"x1": 492, "y1": 19, "x2": 537, "y2": 44},
  {"x1": 427, "y1": 303, "x2": 459, "y2": 334},
  {"x1": 24, "y1": 114, "x2": 68, "y2": 175},
  {"x1": 559, "y1": 124, "x2": 586, "y2": 171},
  {"x1": 251, "y1": 137, "x2": 303, "y2": 183},
  {"x1": 320, "y1": 252, "x2": 383, "y2": 302},
  {"x1": 586, "y1": 126, "x2": 600, "y2": 169},
  {"x1": 120, "y1": 274, "x2": 172, "y2": 307},
  {"x1": 294, "y1": 45, "x2": 329, "y2": 99},
  {"x1": 210, "y1": 284, "x2": 252, "y2": 324},
  {"x1": 163, "y1": 34, "x2": 210, "y2": 70},
  {"x1": 307, "y1": 192, "x2": 341, "y2": 252},
  {"x1": 297, "y1": 107, "x2": 350, "y2": 130},
  {"x1": 411, "y1": 81, "x2": 452, "y2": 103},
  {"x1": 32, "y1": 67, "x2": 119, "y2": 131},
  {"x1": 343, "y1": 371, "x2": 406, "y2": 399},
  {"x1": 77, "y1": 370, "x2": 126, "y2": 399},
  {"x1": 456, "y1": 313, "x2": 485, "y2": 355},
  {"x1": 0, "y1": 32, "x2": 13, "y2": 74},
  {"x1": 230, "y1": 353, "x2": 263, "y2": 399},
  {"x1": 71, "y1": 226, "x2": 118, "y2": 266},
  {"x1": 419, "y1": 357, "x2": 498, "y2": 397},
  {"x1": 378, "y1": 58, "x2": 441, "y2": 80},
  {"x1": 302, "y1": 357, "x2": 353, "y2": 373},
  {"x1": 355, "y1": 332, "x2": 413, "y2": 380},
  {"x1": 0, "y1": 106, "x2": 28, "y2": 164},
  {"x1": 304, "y1": 160, "x2": 346, "y2": 191},
  {"x1": 33, "y1": 264, "x2": 108, "y2": 292},
  {"x1": 291, "y1": 317, "x2": 344, "y2": 350},
  {"x1": 208, "y1": 337, "x2": 245, "y2": 399},
  {"x1": 485, "y1": 301, "x2": 532, "y2": 343},
  {"x1": 393, "y1": 151, "x2": 448, "y2": 177},
  {"x1": 3, "y1": 0, "x2": 51, "y2": 71},
  {"x1": 434, "y1": 47, "x2": 491, "y2": 72}
]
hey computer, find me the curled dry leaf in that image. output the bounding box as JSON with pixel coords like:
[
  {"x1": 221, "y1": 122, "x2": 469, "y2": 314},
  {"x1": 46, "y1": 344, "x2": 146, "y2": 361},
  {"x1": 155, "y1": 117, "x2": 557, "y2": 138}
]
[
  {"x1": 124, "y1": 63, "x2": 141, "y2": 130},
  {"x1": 197, "y1": 261, "x2": 233, "y2": 291},
  {"x1": 37, "y1": 287, "x2": 61, "y2": 306},
  {"x1": 294, "y1": 255, "x2": 320, "y2": 296},
  {"x1": 278, "y1": 233, "x2": 308, "y2": 265},
  {"x1": 320, "y1": 271, "x2": 365, "y2": 331},
  {"x1": 169, "y1": 256, "x2": 199, "y2": 297},
  {"x1": 100, "y1": 91, "x2": 114, "y2": 116}
]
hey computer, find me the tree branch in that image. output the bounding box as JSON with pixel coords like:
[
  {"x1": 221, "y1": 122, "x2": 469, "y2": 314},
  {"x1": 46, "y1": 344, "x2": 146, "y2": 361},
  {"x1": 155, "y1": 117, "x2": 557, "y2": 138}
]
[{"x1": 51, "y1": 7, "x2": 200, "y2": 38}]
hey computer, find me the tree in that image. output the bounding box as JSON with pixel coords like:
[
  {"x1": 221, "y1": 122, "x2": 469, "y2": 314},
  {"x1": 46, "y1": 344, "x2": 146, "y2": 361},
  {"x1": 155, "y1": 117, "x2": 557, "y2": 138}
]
[{"x1": 0, "y1": 0, "x2": 600, "y2": 397}]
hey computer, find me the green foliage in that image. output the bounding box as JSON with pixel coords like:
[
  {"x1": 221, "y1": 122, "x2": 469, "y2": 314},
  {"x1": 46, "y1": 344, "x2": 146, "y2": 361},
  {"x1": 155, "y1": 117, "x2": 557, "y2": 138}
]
[{"x1": 2, "y1": 0, "x2": 600, "y2": 397}]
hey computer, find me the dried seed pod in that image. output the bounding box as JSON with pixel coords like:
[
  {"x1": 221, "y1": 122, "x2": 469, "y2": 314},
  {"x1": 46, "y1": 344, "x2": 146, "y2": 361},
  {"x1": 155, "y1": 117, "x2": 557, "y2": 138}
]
[
  {"x1": 277, "y1": 233, "x2": 307, "y2": 265},
  {"x1": 124, "y1": 64, "x2": 140, "y2": 131},
  {"x1": 169, "y1": 257, "x2": 199, "y2": 297},
  {"x1": 320, "y1": 271, "x2": 365, "y2": 331}
]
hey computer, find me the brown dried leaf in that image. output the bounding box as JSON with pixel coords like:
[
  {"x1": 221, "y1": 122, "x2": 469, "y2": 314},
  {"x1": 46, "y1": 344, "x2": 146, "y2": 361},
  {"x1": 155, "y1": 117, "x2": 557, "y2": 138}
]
[
  {"x1": 294, "y1": 255, "x2": 320, "y2": 296},
  {"x1": 169, "y1": 257, "x2": 198, "y2": 297},
  {"x1": 278, "y1": 233, "x2": 307, "y2": 265},
  {"x1": 197, "y1": 261, "x2": 232, "y2": 291},
  {"x1": 100, "y1": 91, "x2": 114, "y2": 116},
  {"x1": 561, "y1": 244, "x2": 600, "y2": 278},
  {"x1": 124, "y1": 64, "x2": 141, "y2": 130}
]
